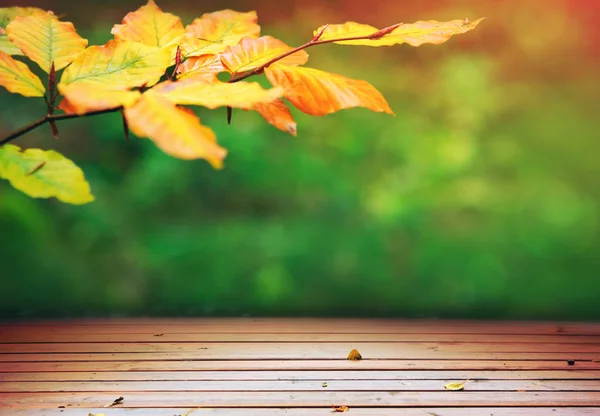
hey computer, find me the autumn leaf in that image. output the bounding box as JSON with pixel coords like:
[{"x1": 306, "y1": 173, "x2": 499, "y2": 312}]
[
  {"x1": 444, "y1": 378, "x2": 471, "y2": 391},
  {"x1": 265, "y1": 65, "x2": 393, "y2": 116},
  {"x1": 150, "y1": 79, "x2": 283, "y2": 110},
  {"x1": 60, "y1": 40, "x2": 171, "y2": 88},
  {"x1": 124, "y1": 94, "x2": 227, "y2": 167},
  {"x1": 0, "y1": 144, "x2": 94, "y2": 205},
  {"x1": 314, "y1": 18, "x2": 484, "y2": 47},
  {"x1": 221, "y1": 36, "x2": 309, "y2": 74},
  {"x1": 0, "y1": 7, "x2": 46, "y2": 28},
  {"x1": 0, "y1": 51, "x2": 45, "y2": 97},
  {"x1": 111, "y1": 0, "x2": 185, "y2": 50},
  {"x1": 58, "y1": 82, "x2": 141, "y2": 115},
  {"x1": 181, "y1": 9, "x2": 260, "y2": 57},
  {"x1": 0, "y1": 36, "x2": 22, "y2": 55},
  {"x1": 6, "y1": 11, "x2": 87, "y2": 72},
  {"x1": 0, "y1": 7, "x2": 46, "y2": 55},
  {"x1": 175, "y1": 54, "x2": 225, "y2": 82},
  {"x1": 251, "y1": 99, "x2": 297, "y2": 136},
  {"x1": 332, "y1": 405, "x2": 349, "y2": 412},
  {"x1": 347, "y1": 349, "x2": 362, "y2": 360}
]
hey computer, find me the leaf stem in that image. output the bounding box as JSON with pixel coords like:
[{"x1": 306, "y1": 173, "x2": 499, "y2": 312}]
[{"x1": 0, "y1": 107, "x2": 122, "y2": 146}]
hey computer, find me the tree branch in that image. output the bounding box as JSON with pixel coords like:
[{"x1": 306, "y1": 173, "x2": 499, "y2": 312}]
[
  {"x1": 228, "y1": 23, "x2": 403, "y2": 84},
  {"x1": 0, "y1": 107, "x2": 121, "y2": 146},
  {"x1": 0, "y1": 23, "x2": 403, "y2": 146}
]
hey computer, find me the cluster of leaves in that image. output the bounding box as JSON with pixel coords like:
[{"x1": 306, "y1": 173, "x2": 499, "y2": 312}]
[{"x1": 0, "y1": 1, "x2": 482, "y2": 204}]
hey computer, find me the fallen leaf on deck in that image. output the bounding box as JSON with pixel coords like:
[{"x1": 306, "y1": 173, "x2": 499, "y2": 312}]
[
  {"x1": 567, "y1": 360, "x2": 575, "y2": 365},
  {"x1": 444, "y1": 378, "x2": 470, "y2": 391},
  {"x1": 154, "y1": 333, "x2": 164, "y2": 337},
  {"x1": 183, "y1": 407, "x2": 202, "y2": 416},
  {"x1": 103, "y1": 396, "x2": 124, "y2": 407},
  {"x1": 332, "y1": 405, "x2": 349, "y2": 412},
  {"x1": 347, "y1": 349, "x2": 362, "y2": 360},
  {"x1": 322, "y1": 382, "x2": 328, "y2": 387}
]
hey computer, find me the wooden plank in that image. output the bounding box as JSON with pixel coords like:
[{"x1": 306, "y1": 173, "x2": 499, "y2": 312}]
[
  {"x1": 3, "y1": 370, "x2": 599, "y2": 382},
  {"x1": 5, "y1": 408, "x2": 600, "y2": 416},
  {"x1": 3, "y1": 391, "x2": 600, "y2": 408},
  {"x1": 2, "y1": 342, "x2": 598, "y2": 354},
  {"x1": 2, "y1": 322, "x2": 599, "y2": 335},
  {"x1": 1, "y1": 351, "x2": 598, "y2": 361},
  {"x1": 3, "y1": 379, "x2": 600, "y2": 393},
  {"x1": 3, "y1": 359, "x2": 598, "y2": 372},
  {"x1": 2, "y1": 318, "x2": 598, "y2": 328},
  {"x1": 3, "y1": 333, "x2": 600, "y2": 344}
]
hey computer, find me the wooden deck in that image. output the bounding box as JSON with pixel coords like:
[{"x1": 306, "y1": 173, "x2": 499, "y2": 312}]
[{"x1": 1, "y1": 318, "x2": 599, "y2": 415}]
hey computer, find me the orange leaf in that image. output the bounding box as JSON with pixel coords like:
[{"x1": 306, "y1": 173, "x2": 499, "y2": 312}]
[
  {"x1": 314, "y1": 18, "x2": 484, "y2": 47},
  {"x1": 125, "y1": 94, "x2": 227, "y2": 168},
  {"x1": 332, "y1": 405, "x2": 350, "y2": 412},
  {"x1": 265, "y1": 65, "x2": 393, "y2": 116},
  {"x1": 347, "y1": 349, "x2": 363, "y2": 360},
  {"x1": 150, "y1": 79, "x2": 283, "y2": 110},
  {"x1": 57, "y1": 83, "x2": 141, "y2": 115},
  {"x1": 60, "y1": 40, "x2": 171, "y2": 89},
  {"x1": 186, "y1": 9, "x2": 260, "y2": 40},
  {"x1": 176, "y1": 54, "x2": 225, "y2": 82},
  {"x1": 221, "y1": 36, "x2": 308, "y2": 74},
  {"x1": 6, "y1": 11, "x2": 87, "y2": 72},
  {"x1": 181, "y1": 10, "x2": 260, "y2": 57},
  {"x1": 251, "y1": 99, "x2": 297, "y2": 136},
  {"x1": 111, "y1": 0, "x2": 184, "y2": 49},
  {"x1": 0, "y1": 50, "x2": 45, "y2": 97}
]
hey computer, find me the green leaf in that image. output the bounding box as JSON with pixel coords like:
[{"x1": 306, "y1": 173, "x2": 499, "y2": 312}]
[{"x1": 0, "y1": 144, "x2": 94, "y2": 205}]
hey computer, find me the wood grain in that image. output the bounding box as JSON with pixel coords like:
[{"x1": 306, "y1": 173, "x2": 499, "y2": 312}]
[{"x1": 0, "y1": 318, "x2": 599, "y2": 415}]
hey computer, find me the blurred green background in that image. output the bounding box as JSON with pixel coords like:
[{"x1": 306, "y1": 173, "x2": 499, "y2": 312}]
[{"x1": 1, "y1": 0, "x2": 598, "y2": 320}]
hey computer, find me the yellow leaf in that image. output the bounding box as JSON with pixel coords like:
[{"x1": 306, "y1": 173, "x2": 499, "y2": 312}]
[
  {"x1": 182, "y1": 9, "x2": 260, "y2": 57},
  {"x1": 0, "y1": 7, "x2": 46, "y2": 28},
  {"x1": 332, "y1": 405, "x2": 349, "y2": 412},
  {"x1": 347, "y1": 349, "x2": 362, "y2": 360},
  {"x1": 0, "y1": 7, "x2": 46, "y2": 56},
  {"x1": 111, "y1": 0, "x2": 185, "y2": 49},
  {"x1": 251, "y1": 99, "x2": 297, "y2": 136},
  {"x1": 57, "y1": 82, "x2": 141, "y2": 115},
  {"x1": 6, "y1": 11, "x2": 88, "y2": 72},
  {"x1": 60, "y1": 40, "x2": 171, "y2": 89},
  {"x1": 314, "y1": 22, "x2": 380, "y2": 44},
  {"x1": 444, "y1": 378, "x2": 471, "y2": 391},
  {"x1": 265, "y1": 65, "x2": 393, "y2": 116},
  {"x1": 221, "y1": 36, "x2": 309, "y2": 74},
  {"x1": 0, "y1": 144, "x2": 94, "y2": 205},
  {"x1": 0, "y1": 51, "x2": 45, "y2": 97},
  {"x1": 176, "y1": 54, "x2": 225, "y2": 82},
  {"x1": 151, "y1": 79, "x2": 283, "y2": 110},
  {"x1": 0, "y1": 35, "x2": 22, "y2": 55},
  {"x1": 124, "y1": 94, "x2": 227, "y2": 168},
  {"x1": 314, "y1": 18, "x2": 484, "y2": 47}
]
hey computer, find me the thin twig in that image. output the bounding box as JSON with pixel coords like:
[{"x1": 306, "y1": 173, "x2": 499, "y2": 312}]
[
  {"x1": 228, "y1": 24, "x2": 403, "y2": 84},
  {"x1": 0, "y1": 107, "x2": 122, "y2": 146}
]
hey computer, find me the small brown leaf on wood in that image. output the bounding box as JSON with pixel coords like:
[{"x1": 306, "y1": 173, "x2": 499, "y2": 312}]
[
  {"x1": 347, "y1": 348, "x2": 362, "y2": 360},
  {"x1": 332, "y1": 405, "x2": 349, "y2": 412}
]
